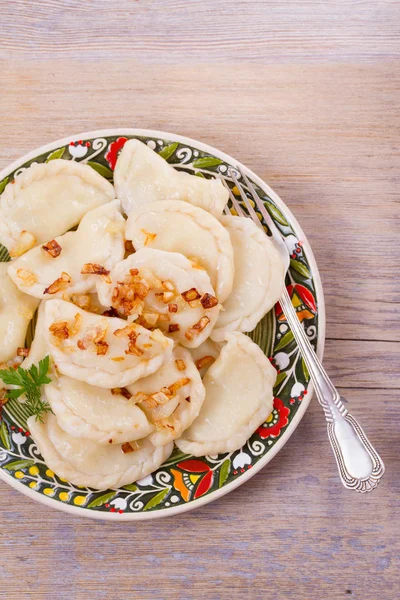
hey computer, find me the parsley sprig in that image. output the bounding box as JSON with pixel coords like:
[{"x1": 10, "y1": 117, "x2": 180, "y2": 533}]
[{"x1": 0, "y1": 355, "x2": 52, "y2": 422}]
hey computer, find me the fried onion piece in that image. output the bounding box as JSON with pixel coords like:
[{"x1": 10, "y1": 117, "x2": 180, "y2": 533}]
[
  {"x1": 49, "y1": 321, "x2": 70, "y2": 340},
  {"x1": 9, "y1": 230, "x2": 36, "y2": 258},
  {"x1": 200, "y1": 293, "x2": 218, "y2": 309},
  {"x1": 16, "y1": 268, "x2": 37, "y2": 287},
  {"x1": 114, "y1": 323, "x2": 144, "y2": 356},
  {"x1": 77, "y1": 322, "x2": 109, "y2": 355},
  {"x1": 111, "y1": 387, "x2": 132, "y2": 400},
  {"x1": 185, "y1": 316, "x2": 210, "y2": 341},
  {"x1": 175, "y1": 359, "x2": 186, "y2": 371},
  {"x1": 195, "y1": 355, "x2": 215, "y2": 370},
  {"x1": 42, "y1": 239, "x2": 62, "y2": 258},
  {"x1": 44, "y1": 272, "x2": 71, "y2": 295},
  {"x1": 181, "y1": 288, "x2": 201, "y2": 303},
  {"x1": 121, "y1": 441, "x2": 140, "y2": 454},
  {"x1": 81, "y1": 263, "x2": 110, "y2": 276}
]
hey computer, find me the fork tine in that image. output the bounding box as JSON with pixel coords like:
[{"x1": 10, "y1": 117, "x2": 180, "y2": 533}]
[
  {"x1": 219, "y1": 175, "x2": 246, "y2": 217},
  {"x1": 229, "y1": 169, "x2": 264, "y2": 230},
  {"x1": 238, "y1": 168, "x2": 277, "y2": 233}
]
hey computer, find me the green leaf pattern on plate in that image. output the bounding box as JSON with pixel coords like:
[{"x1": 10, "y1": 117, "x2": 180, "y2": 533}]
[
  {"x1": 87, "y1": 161, "x2": 114, "y2": 179},
  {"x1": 192, "y1": 157, "x2": 223, "y2": 169},
  {"x1": 274, "y1": 330, "x2": 295, "y2": 352},
  {"x1": 290, "y1": 259, "x2": 311, "y2": 279},
  {"x1": 87, "y1": 491, "x2": 117, "y2": 509},
  {"x1": 0, "y1": 422, "x2": 11, "y2": 450},
  {"x1": 143, "y1": 488, "x2": 169, "y2": 510},
  {"x1": 218, "y1": 459, "x2": 230, "y2": 487},
  {"x1": 4, "y1": 459, "x2": 34, "y2": 471},
  {"x1": 158, "y1": 142, "x2": 178, "y2": 161},
  {"x1": 0, "y1": 176, "x2": 9, "y2": 195},
  {"x1": 46, "y1": 147, "x2": 65, "y2": 162},
  {"x1": 266, "y1": 203, "x2": 288, "y2": 226},
  {"x1": 0, "y1": 243, "x2": 10, "y2": 262}
]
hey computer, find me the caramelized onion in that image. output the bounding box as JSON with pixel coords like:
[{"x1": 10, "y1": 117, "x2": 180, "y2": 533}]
[
  {"x1": 181, "y1": 288, "x2": 201, "y2": 302},
  {"x1": 42, "y1": 239, "x2": 62, "y2": 258},
  {"x1": 44, "y1": 272, "x2": 71, "y2": 295}
]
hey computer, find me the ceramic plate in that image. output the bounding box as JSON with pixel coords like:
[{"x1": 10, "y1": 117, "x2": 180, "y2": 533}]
[{"x1": 0, "y1": 129, "x2": 325, "y2": 520}]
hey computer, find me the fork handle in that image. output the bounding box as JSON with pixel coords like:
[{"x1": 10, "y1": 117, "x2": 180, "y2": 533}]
[{"x1": 280, "y1": 287, "x2": 385, "y2": 493}]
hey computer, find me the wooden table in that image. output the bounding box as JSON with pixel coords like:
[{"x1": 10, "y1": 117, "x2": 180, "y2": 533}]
[{"x1": 0, "y1": 2, "x2": 398, "y2": 598}]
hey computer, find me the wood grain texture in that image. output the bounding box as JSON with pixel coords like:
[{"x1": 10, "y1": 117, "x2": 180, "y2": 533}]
[{"x1": 0, "y1": 1, "x2": 399, "y2": 599}]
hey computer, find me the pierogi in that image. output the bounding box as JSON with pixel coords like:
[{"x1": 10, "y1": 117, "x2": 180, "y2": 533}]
[
  {"x1": 8, "y1": 201, "x2": 125, "y2": 299},
  {"x1": 28, "y1": 413, "x2": 173, "y2": 490},
  {"x1": 0, "y1": 263, "x2": 39, "y2": 363},
  {"x1": 176, "y1": 333, "x2": 276, "y2": 456},
  {"x1": 43, "y1": 299, "x2": 173, "y2": 388},
  {"x1": 97, "y1": 248, "x2": 221, "y2": 349},
  {"x1": 211, "y1": 216, "x2": 285, "y2": 341},
  {"x1": 45, "y1": 375, "x2": 154, "y2": 445},
  {"x1": 114, "y1": 139, "x2": 228, "y2": 217},
  {"x1": 0, "y1": 159, "x2": 115, "y2": 257},
  {"x1": 126, "y1": 200, "x2": 234, "y2": 302},
  {"x1": 128, "y1": 346, "x2": 205, "y2": 446}
]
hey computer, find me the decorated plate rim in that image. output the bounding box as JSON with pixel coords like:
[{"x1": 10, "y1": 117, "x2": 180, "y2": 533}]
[{"x1": 0, "y1": 128, "x2": 325, "y2": 521}]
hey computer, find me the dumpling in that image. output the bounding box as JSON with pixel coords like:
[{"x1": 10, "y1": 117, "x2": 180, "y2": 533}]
[
  {"x1": 114, "y1": 139, "x2": 228, "y2": 217},
  {"x1": 96, "y1": 248, "x2": 221, "y2": 349},
  {"x1": 211, "y1": 216, "x2": 285, "y2": 341},
  {"x1": 28, "y1": 413, "x2": 173, "y2": 490},
  {"x1": 8, "y1": 201, "x2": 125, "y2": 299},
  {"x1": 126, "y1": 200, "x2": 234, "y2": 302},
  {"x1": 0, "y1": 263, "x2": 39, "y2": 363},
  {"x1": 188, "y1": 338, "x2": 221, "y2": 377},
  {"x1": 176, "y1": 332, "x2": 276, "y2": 456},
  {"x1": 128, "y1": 346, "x2": 205, "y2": 446},
  {"x1": 43, "y1": 299, "x2": 173, "y2": 388},
  {"x1": 45, "y1": 375, "x2": 154, "y2": 445},
  {"x1": 0, "y1": 159, "x2": 115, "y2": 257}
]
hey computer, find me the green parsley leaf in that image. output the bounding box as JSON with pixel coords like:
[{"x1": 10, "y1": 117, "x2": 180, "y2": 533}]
[{"x1": 0, "y1": 355, "x2": 53, "y2": 422}]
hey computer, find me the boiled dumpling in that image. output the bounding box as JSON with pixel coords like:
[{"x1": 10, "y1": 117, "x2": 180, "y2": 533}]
[
  {"x1": 0, "y1": 263, "x2": 39, "y2": 362},
  {"x1": 128, "y1": 346, "x2": 205, "y2": 446},
  {"x1": 0, "y1": 159, "x2": 115, "y2": 257},
  {"x1": 176, "y1": 332, "x2": 276, "y2": 456},
  {"x1": 43, "y1": 299, "x2": 173, "y2": 388},
  {"x1": 114, "y1": 139, "x2": 228, "y2": 217},
  {"x1": 28, "y1": 413, "x2": 173, "y2": 490},
  {"x1": 45, "y1": 375, "x2": 154, "y2": 445},
  {"x1": 211, "y1": 216, "x2": 285, "y2": 341},
  {"x1": 126, "y1": 200, "x2": 234, "y2": 302},
  {"x1": 8, "y1": 201, "x2": 125, "y2": 299},
  {"x1": 188, "y1": 338, "x2": 222, "y2": 377},
  {"x1": 96, "y1": 248, "x2": 221, "y2": 349}
]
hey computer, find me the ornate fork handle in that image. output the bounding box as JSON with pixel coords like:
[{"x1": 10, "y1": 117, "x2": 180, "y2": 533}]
[
  {"x1": 280, "y1": 287, "x2": 385, "y2": 492},
  {"x1": 223, "y1": 167, "x2": 385, "y2": 492}
]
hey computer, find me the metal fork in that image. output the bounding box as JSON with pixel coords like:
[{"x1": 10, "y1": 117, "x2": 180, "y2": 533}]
[{"x1": 220, "y1": 167, "x2": 385, "y2": 493}]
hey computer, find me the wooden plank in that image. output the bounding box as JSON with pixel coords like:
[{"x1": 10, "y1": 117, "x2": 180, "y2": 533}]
[
  {"x1": 0, "y1": 389, "x2": 397, "y2": 600},
  {"x1": 0, "y1": 1, "x2": 399, "y2": 63},
  {"x1": 324, "y1": 339, "x2": 400, "y2": 388}
]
